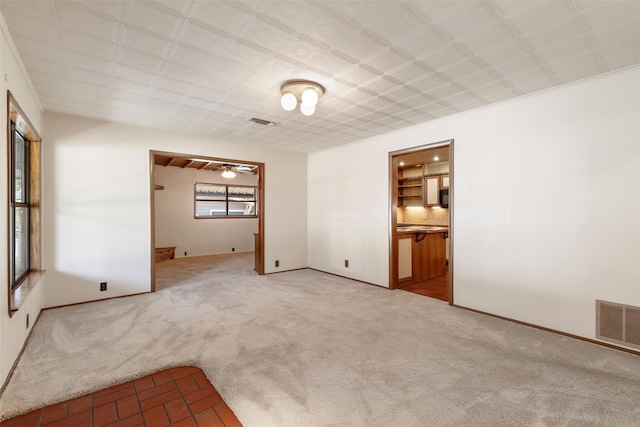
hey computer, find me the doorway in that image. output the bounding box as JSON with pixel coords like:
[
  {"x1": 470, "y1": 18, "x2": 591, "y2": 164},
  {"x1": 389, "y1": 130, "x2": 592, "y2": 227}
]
[
  {"x1": 389, "y1": 140, "x2": 453, "y2": 304},
  {"x1": 149, "y1": 150, "x2": 265, "y2": 291}
]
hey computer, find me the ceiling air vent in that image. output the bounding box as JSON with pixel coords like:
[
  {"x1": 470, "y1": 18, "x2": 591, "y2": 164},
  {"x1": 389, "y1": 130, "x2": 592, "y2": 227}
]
[
  {"x1": 596, "y1": 300, "x2": 640, "y2": 349},
  {"x1": 247, "y1": 117, "x2": 278, "y2": 126}
]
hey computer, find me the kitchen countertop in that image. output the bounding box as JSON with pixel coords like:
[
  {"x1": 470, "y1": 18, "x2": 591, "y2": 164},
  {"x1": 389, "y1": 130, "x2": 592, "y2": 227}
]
[{"x1": 397, "y1": 224, "x2": 448, "y2": 234}]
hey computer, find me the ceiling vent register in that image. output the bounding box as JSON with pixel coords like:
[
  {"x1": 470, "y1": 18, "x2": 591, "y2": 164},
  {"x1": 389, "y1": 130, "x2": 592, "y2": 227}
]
[
  {"x1": 596, "y1": 300, "x2": 640, "y2": 350},
  {"x1": 247, "y1": 117, "x2": 278, "y2": 126}
]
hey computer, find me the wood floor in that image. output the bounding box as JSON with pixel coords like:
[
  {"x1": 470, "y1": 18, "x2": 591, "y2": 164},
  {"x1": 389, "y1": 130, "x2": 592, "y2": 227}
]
[{"x1": 398, "y1": 268, "x2": 449, "y2": 302}]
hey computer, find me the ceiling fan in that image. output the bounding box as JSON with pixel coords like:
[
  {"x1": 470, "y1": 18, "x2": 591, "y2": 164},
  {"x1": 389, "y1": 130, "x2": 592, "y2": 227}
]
[{"x1": 215, "y1": 163, "x2": 257, "y2": 178}]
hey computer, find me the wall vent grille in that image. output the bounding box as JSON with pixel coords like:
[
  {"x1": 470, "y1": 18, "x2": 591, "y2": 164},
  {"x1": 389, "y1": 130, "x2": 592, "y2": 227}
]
[{"x1": 596, "y1": 300, "x2": 640, "y2": 349}]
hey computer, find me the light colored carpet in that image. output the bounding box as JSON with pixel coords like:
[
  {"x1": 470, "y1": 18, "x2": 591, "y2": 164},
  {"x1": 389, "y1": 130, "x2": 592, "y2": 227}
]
[{"x1": 1, "y1": 252, "x2": 639, "y2": 426}]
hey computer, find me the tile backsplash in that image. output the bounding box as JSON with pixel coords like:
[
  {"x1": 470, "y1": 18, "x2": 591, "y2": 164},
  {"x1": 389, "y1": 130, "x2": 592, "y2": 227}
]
[{"x1": 398, "y1": 207, "x2": 449, "y2": 226}]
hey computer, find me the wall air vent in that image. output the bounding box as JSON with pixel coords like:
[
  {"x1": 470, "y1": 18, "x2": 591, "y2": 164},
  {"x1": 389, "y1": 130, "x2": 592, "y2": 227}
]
[
  {"x1": 596, "y1": 300, "x2": 640, "y2": 349},
  {"x1": 247, "y1": 117, "x2": 278, "y2": 126}
]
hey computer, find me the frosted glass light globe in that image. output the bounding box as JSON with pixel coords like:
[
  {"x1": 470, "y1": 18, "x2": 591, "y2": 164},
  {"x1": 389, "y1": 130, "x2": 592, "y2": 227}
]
[
  {"x1": 300, "y1": 102, "x2": 316, "y2": 116},
  {"x1": 280, "y1": 92, "x2": 297, "y2": 111},
  {"x1": 221, "y1": 169, "x2": 236, "y2": 179},
  {"x1": 301, "y1": 88, "x2": 318, "y2": 106}
]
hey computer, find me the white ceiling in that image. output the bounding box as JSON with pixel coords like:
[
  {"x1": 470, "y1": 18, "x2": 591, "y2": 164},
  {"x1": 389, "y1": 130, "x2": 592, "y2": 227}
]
[{"x1": 2, "y1": 1, "x2": 639, "y2": 153}]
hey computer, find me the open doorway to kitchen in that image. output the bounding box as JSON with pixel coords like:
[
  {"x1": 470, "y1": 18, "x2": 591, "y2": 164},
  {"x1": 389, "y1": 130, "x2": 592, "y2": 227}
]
[
  {"x1": 389, "y1": 140, "x2": 453, "y2": 304},
  {"x1": 149, "y1": 151, "x2": 265, "y2": 291}
]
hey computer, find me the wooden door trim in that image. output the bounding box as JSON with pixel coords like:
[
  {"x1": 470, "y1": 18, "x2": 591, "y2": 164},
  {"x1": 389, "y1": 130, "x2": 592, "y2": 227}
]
[
  {"x1": 149, "y1": 150, "x2": 265, "y2": 292},
  {"x1": 388, "y1": 140, "x2": 454, "y2": 305}
]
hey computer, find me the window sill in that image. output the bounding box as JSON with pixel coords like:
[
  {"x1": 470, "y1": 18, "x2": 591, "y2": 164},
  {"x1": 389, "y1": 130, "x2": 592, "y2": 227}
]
[
  {"x1": 9, "y1": 270, "x2": 45, "y2": 317},
  {"x1": 194, "y1": 215, "x2": 258, "y2": 219}
]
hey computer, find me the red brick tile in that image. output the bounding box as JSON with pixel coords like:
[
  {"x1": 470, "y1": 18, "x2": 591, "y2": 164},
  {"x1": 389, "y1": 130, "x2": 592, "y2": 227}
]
[
  {"x1": 213, "y1": 404, "x2": 239, "y2": 426},
  {"x1": 93, "y1": 385, "x2": 136, "y2": 407},
  {"x1": 137, "y1": 381, "x2": 177, "y2": 401},
  {"x1": 94, "y1": 402, "x2": 118, "y2": 427},
  {"x1": 142, "y1": 406, "x2": 169, "y2": 427},
  {"x1": 170, "y1": 417, "x2": 197, "y2": 427},
  {"x1": 68, "y1": 394, "x2": 92, "y2": 415},
  {"x1": 188, "y1": 394, "x2": 224, "y2": 414},
  {"x1": 194, "y1": 409, "x2": 224, "y2": 427},
  {"x1": 152, "y1": 370, "x2": 173, "y2": 386},
  {"x1": 107, "y1": 413, "x2": 144, "y2": 427},
  {"x1": 140, "y1": 389, "x2": 181, "y2": 411},
  {"x1": 45, "y1": 409, "x2": 91, "y2": 427},
  {"x1": 1, "y1": 368, "x2": 242, "y2": 427},
  {"x1": 116, "y1": 394, "x2": 140, "y2": 419},
  {"x1": 169, "y1": 366, "x2": 201, "y2": 380},
  {"x1": 42, "y1": 401, "x2": 68, "y2": 424},
  {"x1": 164, "y1": 397, "x2": 191, "y2": 423},
  {"x1": 94, "y1": 382, "x2": 134, "y2": 399},
  {"x1": 133, "y1": 375, "x2": 155, "y2": 393},
  {"x1": 176, "y1": 376, "x2": 200, "y2": 395},
  {"x1": 2, "y1": 409, "x2": 43, "y2": 427},
  {"x1": 184, "y1": 385, "x2": 218, "y2": 405},
  {"x1": 192, "y1": 372, "x2": 212, "y2": 389}
]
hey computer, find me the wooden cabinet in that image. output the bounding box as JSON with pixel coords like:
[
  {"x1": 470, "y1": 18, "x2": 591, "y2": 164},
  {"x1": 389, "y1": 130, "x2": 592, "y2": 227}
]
[
  {"x1": 397, "y1": 232, "x2": 447, "y2": 284},
  {"x1": 440, "y1": 174, "x2": 449, "y2": 189},
  {"x1": 398, "y1": 166, "x2": 448, "y2": 208},
  {"x1": 398, "y1": 165, "x2": 424, "y2": 207},
  {"x1": 412, "y1": 232, "x2": 447, "y2": 281},
  {"x1": 424, "y1": 175, "x2": 440, "y2": 206},
  {"x1": 398, "y1": 236, "x2": 413, "y2": 281}
]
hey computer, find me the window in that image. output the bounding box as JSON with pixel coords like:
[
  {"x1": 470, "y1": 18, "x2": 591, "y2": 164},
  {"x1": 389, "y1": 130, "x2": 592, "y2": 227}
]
[
  {"x1": 8, "y1": 92, "x2": 42, "y2": 315},
  {"x1": 10, "y1": 124, "x2": 30, "y2": 286},
  {"x1": 195, "y1": 183, "x2": 257, "y2": 218}
]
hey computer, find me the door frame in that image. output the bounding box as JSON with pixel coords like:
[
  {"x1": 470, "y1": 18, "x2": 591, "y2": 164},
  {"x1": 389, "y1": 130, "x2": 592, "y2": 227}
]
[
  {"x1": 389, "y1": 140, "x2": 454, "y2": 304},
  {"x1": 149, "y1": 150, "x2": 265, "y2": 291}
]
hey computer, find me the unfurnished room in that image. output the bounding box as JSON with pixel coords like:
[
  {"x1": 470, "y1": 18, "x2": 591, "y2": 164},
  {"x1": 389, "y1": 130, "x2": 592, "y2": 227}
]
[{"x1": 0, "y1": 1, "x2": 639, "y2": 426}]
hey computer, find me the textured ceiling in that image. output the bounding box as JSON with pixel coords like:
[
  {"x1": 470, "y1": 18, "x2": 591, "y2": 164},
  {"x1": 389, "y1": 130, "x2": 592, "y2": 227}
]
[{"x1": 2, "y1": 1, "x2": 639, "y2": 153}]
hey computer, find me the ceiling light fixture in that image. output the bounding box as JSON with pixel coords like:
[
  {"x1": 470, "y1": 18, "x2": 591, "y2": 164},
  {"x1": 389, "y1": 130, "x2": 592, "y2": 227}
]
[
  {"x1": 280, "y1": 80, "x2": 325, "y2": 116},
  {"x1": 221, "y1": 166, "x2": 236, "y2": 179}
]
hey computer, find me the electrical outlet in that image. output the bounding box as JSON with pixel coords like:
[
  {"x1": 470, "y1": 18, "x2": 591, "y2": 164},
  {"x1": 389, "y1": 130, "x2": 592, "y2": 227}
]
[
  {"x1": 232, "y1": 248, "x2": 235, "y2": 252},
  {"x1": 100, "y1": 282, "x2": 107, "y2": 291},
  {"x1": 184, "y1": 251, "x2": 187, "y2": 256},
  {"x1": 26, "y1": 313, "x2": 29, "y2": 329},
  {"x1": 275, "y1": 260, "x2": 280, "y2": 268},
  {"x1": 345, "y1": 260, "x2": 349, "y2": 268}
]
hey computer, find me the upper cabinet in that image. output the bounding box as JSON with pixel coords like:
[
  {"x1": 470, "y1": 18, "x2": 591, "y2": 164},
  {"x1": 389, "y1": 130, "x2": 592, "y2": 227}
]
[
  {"x1": 440, "y1": 174, "x2": 449, "y2": 189},
  {"x1": 396, "y1": 150, "x2": 449, "y2": 210},
  {"x1": 424, "y1": 175, "x2": 440, "y2": 206},
  {"x1": 398, "y1": 165, "x2": 423, "y2": 207},
  {"x1": 398, "y1": 168, "x2": 449, "y2": 208}
]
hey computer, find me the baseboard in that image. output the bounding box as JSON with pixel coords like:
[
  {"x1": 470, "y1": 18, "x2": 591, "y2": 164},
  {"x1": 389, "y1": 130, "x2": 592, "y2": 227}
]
[
  {"x1": 0, "y1": 310, "x2": 43, "y2": 395},
  {"x1": 453, "y1": 304, "x2": 640, "y2": 357},
  {"x1": 264, "y1": 267, "x2": 307, "y2": 275},
  {"x1": 306, "y1": 268, "x2": 384, "y2": 289},
  {"x1": 44, "y1": 291, "x2": 152, "y2": 311}
]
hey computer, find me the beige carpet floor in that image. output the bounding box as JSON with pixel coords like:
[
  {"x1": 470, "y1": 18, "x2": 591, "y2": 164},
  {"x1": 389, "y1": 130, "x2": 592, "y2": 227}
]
[{"x1": 1, "y1": 252, "x2": 639, "y2": 426}]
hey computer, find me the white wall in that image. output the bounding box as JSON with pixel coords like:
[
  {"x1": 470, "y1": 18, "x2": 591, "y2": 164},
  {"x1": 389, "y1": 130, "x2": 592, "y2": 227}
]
[
  {"x1": 0, "y1": 13, "x2": 45, "y2": 386},
  {"x1": 308, "y1": 139, "x2": 391, "y2": 284},
  {"x1": 308, "y1": 67, "x2": 640, "y2": 346},
  {"x1": 154, "y1": 166, "x2": 258, "y2": 257},
  {"x1": 43, "y1": 113, "x2": 307, "y2": 308}
]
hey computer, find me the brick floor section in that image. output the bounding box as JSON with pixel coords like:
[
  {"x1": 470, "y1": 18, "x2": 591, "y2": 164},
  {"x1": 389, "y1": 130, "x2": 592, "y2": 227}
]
[{"x1": 3, "y1": 366, "x2": 242, "y2": 427}]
